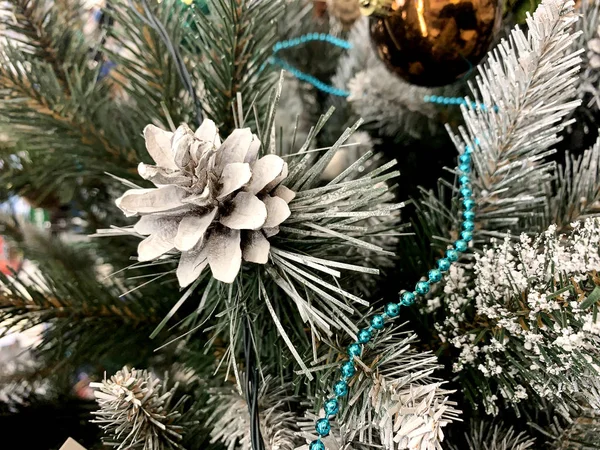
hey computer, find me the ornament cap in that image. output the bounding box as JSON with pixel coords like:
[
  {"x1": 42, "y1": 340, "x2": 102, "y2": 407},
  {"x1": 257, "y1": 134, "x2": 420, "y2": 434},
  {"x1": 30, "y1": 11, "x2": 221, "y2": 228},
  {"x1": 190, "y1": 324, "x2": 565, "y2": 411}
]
[{"x1": 359, "y1": 0, "x2": 394, "y2": 17}]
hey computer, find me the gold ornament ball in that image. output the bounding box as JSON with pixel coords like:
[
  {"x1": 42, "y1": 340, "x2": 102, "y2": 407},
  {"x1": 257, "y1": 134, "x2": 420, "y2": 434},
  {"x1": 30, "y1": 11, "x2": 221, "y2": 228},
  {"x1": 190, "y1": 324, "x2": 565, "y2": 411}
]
[{"x1": 363, "y1": 0, "x2": 501, "y2": 87}]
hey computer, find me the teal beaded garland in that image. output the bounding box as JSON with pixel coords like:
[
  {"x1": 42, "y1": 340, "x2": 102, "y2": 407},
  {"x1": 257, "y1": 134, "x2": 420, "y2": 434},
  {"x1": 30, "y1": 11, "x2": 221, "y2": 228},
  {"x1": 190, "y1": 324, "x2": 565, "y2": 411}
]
[
  {"x1": 357, "y1": 328, "x2": 372, "y2": 344},
  {"x1": 455, "y1": 240, "x2": 468, "y2": 252},
  {"x1": 428, "y1": 269, "x2": 442, "y2": 283},
  {"x1": 446, "y1": 249, "x2": 459, "y2": 262},
  {"x1": 324, "y1": 398, "x2": 340, "y2": 416},
  {"x1": 316, "y1": 418, "x2": 331, "y2": 436},
  {"x1": 341, "y1": 361, "x2": 356, "y2": 378},
  {"x1": 310, "y1": 441, "x2": 326, "y2": 450},
  {"x1": 385, "y1": 302, "x2": 400, "y2": 317},
  {"x1": 310, "y1": 145, "x2": 476, "y2": 450},
  {"x1": 461, "y1": 230, "x2": 473, "y2": 242},
  {"x1": 463, "y1": 210, "x2": 475, "y2": 221},
  {"x1": 437, "y1": 258, "x2": 451, "y2": 272},
  {"x1": 401, "y1": 291, "x2": 416, "y2": 306},
  {"x1": 334, "y1": 380, "x2": 349, "y2": 397},
  {"x1": 463, "y1": 199, "x2": 476, "y2": 210},
  {"x1": 347, "y1": 343, "x2": 361, "y2": 358},
  {"x1": 460, "y1": 187, "x2": 473, "y2": 198},
  {"x1": 371, "y1": 314, "x2": 385, "y2": 329},
  {"x1": 459, "y1": 153, "x2": 471, "y2": 164},
  {"x1": 416, "y1": 280, "x2": 430, "y2": 295}
]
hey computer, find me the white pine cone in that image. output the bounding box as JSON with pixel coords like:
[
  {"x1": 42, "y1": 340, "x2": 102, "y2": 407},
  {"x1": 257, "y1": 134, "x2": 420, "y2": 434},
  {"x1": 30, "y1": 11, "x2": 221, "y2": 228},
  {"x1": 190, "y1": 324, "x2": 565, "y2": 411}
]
[{"x1": 116, "y1": 120, "x2": 295, "y2": 286}]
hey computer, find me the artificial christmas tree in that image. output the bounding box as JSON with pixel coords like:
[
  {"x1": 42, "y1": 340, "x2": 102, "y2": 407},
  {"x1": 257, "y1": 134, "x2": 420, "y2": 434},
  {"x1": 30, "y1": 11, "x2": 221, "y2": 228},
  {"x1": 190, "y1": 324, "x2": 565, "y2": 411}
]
[{"x1": 1, "y1": 0, "x2": 600, "y2": 449}]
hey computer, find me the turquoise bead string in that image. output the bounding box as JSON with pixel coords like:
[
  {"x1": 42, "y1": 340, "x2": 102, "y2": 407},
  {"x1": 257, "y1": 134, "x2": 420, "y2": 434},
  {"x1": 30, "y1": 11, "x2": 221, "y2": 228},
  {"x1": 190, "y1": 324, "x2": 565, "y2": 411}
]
[
  {"x1": 270, "y1": 56, "x2": 350, "y2": 98},
  {"x1": 424, "y1": 95, "x2": 499, "y2": 112},
  {"x1": 308, "y1": 147, "x2": 476, "y2": 450},
  {"x1": 270, "y1": 35, "x2": 502, "y2": 110},
  {"x1": 270, "y1": 34, "x2": 351, "y2": 97}
]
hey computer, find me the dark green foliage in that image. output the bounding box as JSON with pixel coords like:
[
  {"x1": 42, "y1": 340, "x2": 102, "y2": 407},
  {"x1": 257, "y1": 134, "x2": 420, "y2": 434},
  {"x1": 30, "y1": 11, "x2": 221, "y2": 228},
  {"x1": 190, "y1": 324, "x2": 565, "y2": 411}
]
[
  {"x1": 0, "y1": 0, "x2": 142, "y2": 204},
  {"x1": 183, "y1": 0, "x2": 284, "y2": 135},
  {"x1": 103, "y1": 0, "x2": 196, "y2": 129},
  {"x1": 0, "y1": 223, "x2": 167, "y2": 375}
]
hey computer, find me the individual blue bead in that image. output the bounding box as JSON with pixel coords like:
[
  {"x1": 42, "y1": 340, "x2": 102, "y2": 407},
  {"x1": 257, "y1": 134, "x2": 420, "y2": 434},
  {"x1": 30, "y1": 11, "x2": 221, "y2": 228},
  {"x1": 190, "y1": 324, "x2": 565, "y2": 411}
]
[
  {"x1": 461, "y1": 230, "x2": 473, "y2": 242},
  {"x1": 465, "y1": 145, "x2": 473, "y2": 154},
  {"x1": 455, "y1": 240, "x2": 468, "y2": 252},
  {"x1": 347, "y1": 343, "x2": 361, "y2": 358},
  {"x1": 459, "y1": 163, "x2": 471, "y2": 174},
  {"x1": 437, "y1": 258, "x2": 451, "y2": 272},
  {"x1": 357, "y1": 328, "x2": 372, "y2": 344},
  {"x1": 416, "y1": 281, "x2": 430, "y2": 295},
  {"x1": 463, "y1": 210, "x2": 475, "y2": 221},
  {"x1": 334, "y1": 380, "x2": 349, "y2": 397},
  {"x1": 428, "y1": 269, "x2": 442, "y2": 283},
  {"x1": 474, "y1": 138, "x2": 480, "y2": 145},
  {"x1": 459, "y1": 153, "x2": 471, "y2": 164},
  {"x1": 385, "y1": 302, "x2": 400, "y2": 317},
  {"x1": 463, "y1": 220, "x2": 475, "y2": 231},
  {"x1": 310, "y1": 440, "x2": 326, "y2": 450},
  {"x1": 446, "y1": 249, "x2": 459, "y2": 262},
  {"x1": 401, "y1": 291, "x2": 416, "y2": 306},
  {"x1": 324, "y1": 398, "x2": 340, "y2": 416},
  {"x1": 371, "y1": 314, "x2": 385, "y2": 330},
  {"x1": 460, "y1": 187, "x2": 472, "y2": 198},
  {"x1": 341, "y1": 361, "x2": 356, "y2": 378},
  {"x1": 463, "y1": 198, "x2": 476, "y2": 210},
  {"x1": 459, "y1": 175, "x2": 470, "y2": 186},
  {"x1": 316, "y1": 418, "x2": 331, "y2": 436}
]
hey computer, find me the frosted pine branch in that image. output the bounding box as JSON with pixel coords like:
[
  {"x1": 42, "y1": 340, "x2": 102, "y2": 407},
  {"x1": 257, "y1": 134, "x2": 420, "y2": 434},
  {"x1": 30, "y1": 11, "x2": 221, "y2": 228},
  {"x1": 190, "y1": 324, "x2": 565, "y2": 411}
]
[
  {"x1": 206, "y1": 376, "x2": 299, "y2": 450},
  {"x1": 574, "y1": 0, "x2": 600, "y2": 109},
  {"x1": 92, "y1": 367, "x2": 192, "y2": 450},
  {"x1": 431, "y1": 219, "x2": 600, "y2": 415},
  {"x1": 548, "y1": 134, "x2": 600, "y2": 227},
  {"x1": 298, "y1": 328, "x2": 460, "y2": 450},
  {"x1": 449, "y1": 420, "x2": 535, "y2": 450},
  {"x1": 448, "y1": 0, "x2": 583, "y2": 236},
  {"x1": 98, "y1": 93, "x2": 404, "y2": 381}
]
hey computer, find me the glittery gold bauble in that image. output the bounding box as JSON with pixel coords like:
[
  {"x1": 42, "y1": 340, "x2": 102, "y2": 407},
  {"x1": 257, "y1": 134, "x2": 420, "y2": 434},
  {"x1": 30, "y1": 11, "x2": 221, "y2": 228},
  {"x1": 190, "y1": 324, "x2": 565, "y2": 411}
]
[{"x1": 361, "y1": 0, "x2": 501, "y2": 86}]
